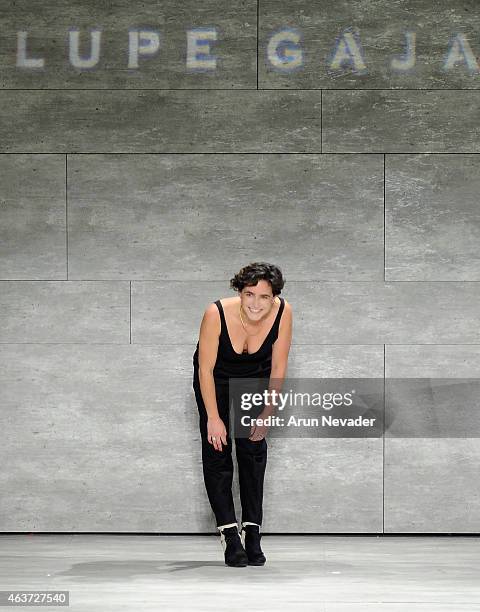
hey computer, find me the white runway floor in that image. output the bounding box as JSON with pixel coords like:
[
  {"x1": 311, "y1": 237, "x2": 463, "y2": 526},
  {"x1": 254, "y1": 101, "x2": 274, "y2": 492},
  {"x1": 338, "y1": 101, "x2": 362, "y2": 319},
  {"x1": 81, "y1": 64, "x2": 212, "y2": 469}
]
[{"x1": 1, "y1": 534, "x2": 479, "y2": 611}]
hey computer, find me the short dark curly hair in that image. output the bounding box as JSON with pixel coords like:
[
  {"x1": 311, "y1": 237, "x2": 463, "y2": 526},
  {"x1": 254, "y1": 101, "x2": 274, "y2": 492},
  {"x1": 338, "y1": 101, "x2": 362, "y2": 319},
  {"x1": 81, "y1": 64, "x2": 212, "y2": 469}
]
[{"x1": 230, "y1": 262, "x2": 285, "y2": 296}]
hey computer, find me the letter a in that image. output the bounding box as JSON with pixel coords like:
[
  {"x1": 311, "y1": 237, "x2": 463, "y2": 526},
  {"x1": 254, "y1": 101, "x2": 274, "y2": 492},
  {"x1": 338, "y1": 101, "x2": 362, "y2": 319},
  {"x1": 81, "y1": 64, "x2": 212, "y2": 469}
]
[
  {"x1": 328, "y1": 28, "x2": 367, "y2": 74},
  {"x1": 443, "y1": 33, "x2": 480, "y2": 74}
]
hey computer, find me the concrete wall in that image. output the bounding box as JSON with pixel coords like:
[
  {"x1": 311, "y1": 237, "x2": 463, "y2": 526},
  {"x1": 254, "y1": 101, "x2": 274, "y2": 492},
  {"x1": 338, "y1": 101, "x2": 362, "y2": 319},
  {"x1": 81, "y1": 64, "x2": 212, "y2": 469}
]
[{"x1": 1, "y1": 1, "x2": 479, "y2": 532}]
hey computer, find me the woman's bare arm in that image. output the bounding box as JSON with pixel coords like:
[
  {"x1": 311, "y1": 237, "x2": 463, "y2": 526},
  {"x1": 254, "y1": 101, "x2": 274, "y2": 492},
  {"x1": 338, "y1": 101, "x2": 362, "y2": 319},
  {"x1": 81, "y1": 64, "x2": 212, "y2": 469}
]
[
  {"x1": 263, "y1": 300, "x2": 293, "y2": 416},
  {"x1": 197, "y1": 303, "x2": 222, "y2": 420},
  {"x1": 271, "y1": 300, "x2": 293, "y2": 378}
]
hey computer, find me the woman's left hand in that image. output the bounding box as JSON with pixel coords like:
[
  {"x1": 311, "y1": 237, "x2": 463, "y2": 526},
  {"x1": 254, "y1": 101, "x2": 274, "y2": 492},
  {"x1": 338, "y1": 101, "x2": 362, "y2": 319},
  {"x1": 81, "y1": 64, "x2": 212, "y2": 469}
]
[{"x1": 249, "y1": 422, "x2": 269, "y2": 441}]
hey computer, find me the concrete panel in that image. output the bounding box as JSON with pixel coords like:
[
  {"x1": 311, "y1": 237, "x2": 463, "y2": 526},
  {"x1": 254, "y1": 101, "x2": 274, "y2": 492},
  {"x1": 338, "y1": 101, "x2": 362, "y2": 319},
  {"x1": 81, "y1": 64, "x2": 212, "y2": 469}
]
[
  {"x1": 386, "y1": 154, "x2": 480, "y2": 280},
  {"x1": 0, "y1": 90, "x2": 321, "y2": 153},
  {"x1": 133, "y1": 281, "x2": 228, "y2": 345},
  {"x1": 259, "y1": 0, "x2": 480, "y2": 89},
  {"x1": 384, "y1": 345, "x2": 480, "y2": 533},
  {"x1": 0, "y1": 344, "x2": 206, "y2": 532},
  {"x1": 282, "y1": 344, "x2": 384, "y2": 379},
  {"x1": 264, "y1": 437, "x2": 383, "y2": 533},
  {"x1": 68, "y1": 154, "x2": 383, "y2": 281},
  {"x1": 0, "y1": 0, "x2": 256, "y2": 89},
  {"x1": 282, "y1": 281, "x2": 480, "y2": 344},
  {"x1": 0, "y1": 154, "x2": 65, "y2": 279},
  {"x1": 0, "y1": 281, "x2": 130, "y2": 343},
  {"x1": 323, "y1": 90, "x2": 480, "y2": 153},
  {"x1": 385, "y1": 440, "x2": 480, "y2": 533},
  {"x1": 386, "y1": 345, "x2": 480, "y2": 378}
]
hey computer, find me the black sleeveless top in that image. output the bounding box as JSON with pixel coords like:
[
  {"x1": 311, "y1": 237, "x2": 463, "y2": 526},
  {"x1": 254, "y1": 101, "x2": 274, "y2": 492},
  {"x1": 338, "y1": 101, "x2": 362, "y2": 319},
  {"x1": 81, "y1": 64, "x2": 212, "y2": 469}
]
[{"x1": 193, "y1": 297, "x2": 285, "y2": 386}]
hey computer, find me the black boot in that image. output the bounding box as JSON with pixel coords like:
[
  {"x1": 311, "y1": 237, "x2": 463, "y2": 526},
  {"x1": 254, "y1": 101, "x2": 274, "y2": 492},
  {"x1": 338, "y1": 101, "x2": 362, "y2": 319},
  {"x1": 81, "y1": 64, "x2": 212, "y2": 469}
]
[
  {"x1": 240, "y1": 522, "x2": 266, "y2": 566},
  {"x1": 219, "y1": 525, "x2": 248, "y2": 567}
]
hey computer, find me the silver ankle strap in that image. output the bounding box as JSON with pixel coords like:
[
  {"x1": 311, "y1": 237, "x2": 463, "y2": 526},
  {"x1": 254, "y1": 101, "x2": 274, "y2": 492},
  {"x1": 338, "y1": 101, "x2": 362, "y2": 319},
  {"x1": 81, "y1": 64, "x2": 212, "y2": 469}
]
[{"x1": 217, "y1": 522, "x2": 238, "y2": 532}]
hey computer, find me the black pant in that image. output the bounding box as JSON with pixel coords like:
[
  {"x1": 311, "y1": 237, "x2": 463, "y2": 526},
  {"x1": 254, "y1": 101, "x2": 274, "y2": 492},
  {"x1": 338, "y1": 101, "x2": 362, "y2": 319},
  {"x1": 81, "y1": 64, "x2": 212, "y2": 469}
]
[{"x1": 193, "y1": 379, "x2": 268, "y2": 527}]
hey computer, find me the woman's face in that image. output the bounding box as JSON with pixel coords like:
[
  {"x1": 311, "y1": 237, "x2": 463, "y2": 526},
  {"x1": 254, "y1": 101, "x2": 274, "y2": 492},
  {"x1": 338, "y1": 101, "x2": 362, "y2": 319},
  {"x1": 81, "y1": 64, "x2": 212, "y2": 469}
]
[{"x1": 240, "y1": 281, "x2": 275, "y2": 319}]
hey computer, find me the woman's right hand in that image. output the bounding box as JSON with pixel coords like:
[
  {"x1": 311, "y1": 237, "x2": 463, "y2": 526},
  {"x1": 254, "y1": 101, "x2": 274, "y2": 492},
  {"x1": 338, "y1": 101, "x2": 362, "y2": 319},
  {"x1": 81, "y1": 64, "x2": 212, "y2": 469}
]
[{"x1": 207, "y1": 416, "x2": 228, "y2": 452}]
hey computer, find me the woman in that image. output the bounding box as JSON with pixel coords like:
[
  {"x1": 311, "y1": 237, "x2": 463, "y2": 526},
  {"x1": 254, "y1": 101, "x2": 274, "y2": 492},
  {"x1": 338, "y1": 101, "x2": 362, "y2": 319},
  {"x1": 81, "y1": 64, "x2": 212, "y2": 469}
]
[{"x1": 192, "y1": 262, "x2": 292, "y2": 567}]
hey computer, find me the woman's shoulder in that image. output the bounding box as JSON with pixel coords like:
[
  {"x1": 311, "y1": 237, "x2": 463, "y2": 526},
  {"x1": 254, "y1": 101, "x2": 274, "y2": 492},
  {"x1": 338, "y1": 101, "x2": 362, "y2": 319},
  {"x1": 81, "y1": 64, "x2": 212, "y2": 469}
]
[
  {"x1": 218, "y1": 296, "x2": 240, "y2": 312},
  {"x1": 202, "y1": 301, "x2": 221, "y2": 322},
  {"x1": 200, "y1": 302, "x2": 222, "y2": 337},
  {"x1": 281, "y1": 298, "x2": 292, "y2": 315}
]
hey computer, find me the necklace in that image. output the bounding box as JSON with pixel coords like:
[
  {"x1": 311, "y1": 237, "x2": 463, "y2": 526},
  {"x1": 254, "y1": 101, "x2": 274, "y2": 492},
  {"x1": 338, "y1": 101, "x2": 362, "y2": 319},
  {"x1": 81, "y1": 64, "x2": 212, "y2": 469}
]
[{"x1": 238, "y1": 299, "x2": 276, "y2": 354}]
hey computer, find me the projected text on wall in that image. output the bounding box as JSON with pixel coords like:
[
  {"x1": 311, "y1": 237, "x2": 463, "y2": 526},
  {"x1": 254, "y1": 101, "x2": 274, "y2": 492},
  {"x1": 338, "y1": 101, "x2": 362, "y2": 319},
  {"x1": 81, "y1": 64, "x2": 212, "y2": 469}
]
[{"x1": 15, "y1": 27, "x2": 480, "y2": 75}]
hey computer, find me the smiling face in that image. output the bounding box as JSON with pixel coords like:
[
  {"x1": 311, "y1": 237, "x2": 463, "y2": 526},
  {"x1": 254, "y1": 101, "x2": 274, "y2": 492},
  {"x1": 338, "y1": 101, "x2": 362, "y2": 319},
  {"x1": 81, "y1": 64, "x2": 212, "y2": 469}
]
[{"x1": 239, "y1": 280, "x2": 275, "y2": 321}]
